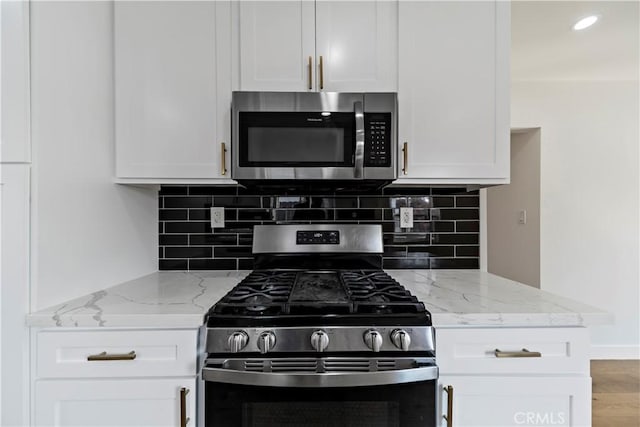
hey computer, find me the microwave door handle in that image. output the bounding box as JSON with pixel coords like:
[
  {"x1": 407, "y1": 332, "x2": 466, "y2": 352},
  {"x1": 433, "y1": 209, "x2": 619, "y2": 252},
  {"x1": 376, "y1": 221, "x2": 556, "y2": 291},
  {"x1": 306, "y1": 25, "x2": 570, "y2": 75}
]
[{"x1": 354, "y1": 101, "x2": 365, "y2": 179}]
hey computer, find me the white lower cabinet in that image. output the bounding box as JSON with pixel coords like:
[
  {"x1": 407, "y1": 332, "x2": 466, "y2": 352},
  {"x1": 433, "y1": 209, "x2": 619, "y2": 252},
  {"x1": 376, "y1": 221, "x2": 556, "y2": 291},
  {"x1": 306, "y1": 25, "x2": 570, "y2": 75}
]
[
  {"x1": 1, "y1": 165, "x2": 31, "y2": 427},
  {"x1": 32, "y1": 328, "x2": 199, "y2": 427},
  {"x1": 436, "y1": 327, "x2": 592, "y2": 427},
  {"x1": 438, "y1": 376, "x2": 591, "y2": 427},
  {"x1": 35, "y1": 378, "x2": 195, "y2": 427}
]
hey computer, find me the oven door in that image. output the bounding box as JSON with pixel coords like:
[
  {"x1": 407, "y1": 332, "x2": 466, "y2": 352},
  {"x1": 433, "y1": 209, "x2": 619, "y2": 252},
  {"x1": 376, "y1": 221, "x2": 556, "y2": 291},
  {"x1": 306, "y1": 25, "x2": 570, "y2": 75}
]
[
  {"x1": 203, "y1": 358, "x2": 438, "y2": 427},
  {"x1": 232, "y1": 92, "x2": 366, "y2": 181}
]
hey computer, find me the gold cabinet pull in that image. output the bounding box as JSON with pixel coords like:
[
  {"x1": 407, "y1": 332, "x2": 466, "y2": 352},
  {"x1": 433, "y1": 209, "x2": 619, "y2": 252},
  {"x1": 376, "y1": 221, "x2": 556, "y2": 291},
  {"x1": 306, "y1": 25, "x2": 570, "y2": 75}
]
[
  {"x1": 180, "y1": 387, "x2": 190, "y2": 427},
  {"x1": 443, "y1": 385, "x2": 453, "y2": 427},
  {"x1": 319, "y1": 55, "x2": 324, "y2": 90},
  {"x1": 494, "y1": 348, "x2": 542, "y2": 358},
  {"x1": 221, "y1": 142, "x2": 227, "y2": 176},
  {"x1": 87, "y1": 350, "x2": 136, "y2": 361},
  {"x1": 307, "y1": 56, "x2": 313, "y2": 90},
  {"x1": 402, "y1": 142, "x2": 408, "y2": 175}
]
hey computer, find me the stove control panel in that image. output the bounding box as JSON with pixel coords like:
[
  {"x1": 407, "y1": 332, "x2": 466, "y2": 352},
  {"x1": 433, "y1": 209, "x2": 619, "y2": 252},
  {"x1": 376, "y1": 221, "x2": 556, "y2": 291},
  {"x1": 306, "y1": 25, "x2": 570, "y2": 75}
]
[
  {"x1": 296, "y1": 230, "x2": 339, "y2": 245},
  {"x1": 207, "y1": 327, "x2": 434, "y2": 354}
]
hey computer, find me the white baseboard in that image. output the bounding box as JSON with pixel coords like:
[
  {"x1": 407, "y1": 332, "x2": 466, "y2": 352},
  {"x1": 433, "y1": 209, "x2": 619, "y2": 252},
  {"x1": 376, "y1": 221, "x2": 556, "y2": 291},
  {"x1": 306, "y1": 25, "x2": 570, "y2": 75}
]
[{"x1": 591, "y1": 345, "x2": 640, "y2": 360}]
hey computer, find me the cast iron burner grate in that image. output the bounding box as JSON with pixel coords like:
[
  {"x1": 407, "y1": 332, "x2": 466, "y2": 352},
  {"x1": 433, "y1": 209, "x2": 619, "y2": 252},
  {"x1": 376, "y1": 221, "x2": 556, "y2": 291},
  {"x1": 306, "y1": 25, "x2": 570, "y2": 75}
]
[{"x1": 211, "y1": 269, "x2": 424, "y2": 317}]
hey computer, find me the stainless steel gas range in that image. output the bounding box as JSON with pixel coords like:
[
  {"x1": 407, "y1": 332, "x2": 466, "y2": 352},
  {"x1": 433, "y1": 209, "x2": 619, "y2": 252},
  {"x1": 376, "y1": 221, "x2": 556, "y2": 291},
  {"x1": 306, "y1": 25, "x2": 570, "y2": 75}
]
[{"x1": 202, "y1": 224, "x2": 437, "y2": 427}]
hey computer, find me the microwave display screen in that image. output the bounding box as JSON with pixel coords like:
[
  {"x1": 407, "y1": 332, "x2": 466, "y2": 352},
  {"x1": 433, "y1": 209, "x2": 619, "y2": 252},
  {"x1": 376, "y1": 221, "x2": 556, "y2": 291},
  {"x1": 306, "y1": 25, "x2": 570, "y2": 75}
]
[{"x1": 247, "y1": 128, "x2": 345, "y2": 163}]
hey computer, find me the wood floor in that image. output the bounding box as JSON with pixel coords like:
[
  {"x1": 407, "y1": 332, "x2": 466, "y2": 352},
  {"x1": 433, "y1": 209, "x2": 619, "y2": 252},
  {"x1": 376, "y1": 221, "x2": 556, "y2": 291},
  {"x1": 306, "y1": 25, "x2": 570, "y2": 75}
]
[{"x1": 592, "y1": 360, "x2": 640, "y2": 427}]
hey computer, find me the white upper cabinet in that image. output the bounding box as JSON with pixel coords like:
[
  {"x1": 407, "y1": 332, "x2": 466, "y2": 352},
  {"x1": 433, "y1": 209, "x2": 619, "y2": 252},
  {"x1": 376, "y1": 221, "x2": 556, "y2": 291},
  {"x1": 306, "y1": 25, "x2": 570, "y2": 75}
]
[
  {"x1": 115, "y1": 1, "x2": 232, "y2": 181},
  {"x1": 396, "y1": 1, "x2": 510, "y2": 184},
  {"x1": 235, "y1": 1, "x2": 397, "y2": 92},
  {"x1": 237, "y1": 1, "x2": 315, "y2": 92},
  {"x1": 1, "y1": 1, "x2": 31, "y2": 163},
  {"x1": 315, "y1": 1, "x2": 397, "y2": 92}
]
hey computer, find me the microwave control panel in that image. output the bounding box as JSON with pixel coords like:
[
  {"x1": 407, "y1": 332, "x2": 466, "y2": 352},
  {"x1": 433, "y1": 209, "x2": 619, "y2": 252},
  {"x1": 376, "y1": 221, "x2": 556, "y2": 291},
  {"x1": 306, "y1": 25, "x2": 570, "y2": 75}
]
[{"x1": 364, "y1": 113, "x2": 392, "y2": 167}]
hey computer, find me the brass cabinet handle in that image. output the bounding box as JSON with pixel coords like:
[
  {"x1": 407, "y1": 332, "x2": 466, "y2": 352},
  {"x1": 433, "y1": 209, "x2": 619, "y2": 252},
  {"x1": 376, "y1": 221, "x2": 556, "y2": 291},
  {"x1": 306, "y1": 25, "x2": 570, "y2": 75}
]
[
  {"x1": 443, "y1": 385, "x2": 453, "y2": 427},
  {"x1": 180, "y1": 387, "x2": 190, "y2": 427},
  {"x1": 402, "y1": 142, "x2": 408, "y2": 175},
  {"x1": 87, "y1": 350, "x2": 136, "y2": 361},
  {"x1": 494, "y1": 348, "x2": 542, "y2": 358},
  {"x1": 319, "y1": 55, "x2": 324, "y2": 90},
  {"x1": 307, "y1": 56, "x2": 313, "y2": 90},
  {"x1": 221, "y1": 142, "x2": 227, "y2": 176}
]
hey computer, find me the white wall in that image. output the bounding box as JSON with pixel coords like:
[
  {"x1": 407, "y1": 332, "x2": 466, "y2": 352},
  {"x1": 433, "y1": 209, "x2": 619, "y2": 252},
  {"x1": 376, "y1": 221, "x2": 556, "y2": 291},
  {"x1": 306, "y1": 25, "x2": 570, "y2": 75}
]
[
  {"x1": 511, "y1": 81, "x2": 639, "y2": 358},
  {"x1": 30, "y1": 1, "x2": 157, "y2": 310},
  {"x1": 488, "y1": 130, "x2": 541, "y2": 288}
]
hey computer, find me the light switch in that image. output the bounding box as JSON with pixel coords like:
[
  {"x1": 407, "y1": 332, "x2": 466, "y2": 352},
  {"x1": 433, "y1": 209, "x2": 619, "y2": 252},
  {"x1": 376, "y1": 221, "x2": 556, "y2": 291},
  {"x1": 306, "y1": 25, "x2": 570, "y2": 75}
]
[{"x1": 518, "y1": 210, "x2": 527, "y2": 225}]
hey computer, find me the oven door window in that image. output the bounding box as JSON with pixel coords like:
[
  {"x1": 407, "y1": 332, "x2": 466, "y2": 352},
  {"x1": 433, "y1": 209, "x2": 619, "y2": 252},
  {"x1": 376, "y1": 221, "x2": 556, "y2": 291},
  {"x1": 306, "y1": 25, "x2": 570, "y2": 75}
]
[
  {"x1": 238, "y1": 112, "x2": 355, "y2": 167},
  {"x1": 206, "y1": 380, "x2": 436, "y2": 427}
]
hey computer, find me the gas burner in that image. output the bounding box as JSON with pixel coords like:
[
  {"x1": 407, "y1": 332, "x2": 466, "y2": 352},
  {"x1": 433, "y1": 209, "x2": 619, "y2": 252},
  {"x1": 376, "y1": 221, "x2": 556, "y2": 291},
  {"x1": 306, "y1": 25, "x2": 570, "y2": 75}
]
[
  {"x1": 360, "y1": 294, "x2": 390, "y2": 304},
  {"x1": 242, "y1": 295, "x2": 274, "y2": 312}
]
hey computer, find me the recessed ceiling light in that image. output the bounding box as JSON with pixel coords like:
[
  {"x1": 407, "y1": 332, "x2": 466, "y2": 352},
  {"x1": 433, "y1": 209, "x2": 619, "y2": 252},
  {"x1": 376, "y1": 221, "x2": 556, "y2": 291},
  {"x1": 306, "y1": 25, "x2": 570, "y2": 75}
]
[{"x1": 573, "y1": 15, "x2": 599, "y2": 31}]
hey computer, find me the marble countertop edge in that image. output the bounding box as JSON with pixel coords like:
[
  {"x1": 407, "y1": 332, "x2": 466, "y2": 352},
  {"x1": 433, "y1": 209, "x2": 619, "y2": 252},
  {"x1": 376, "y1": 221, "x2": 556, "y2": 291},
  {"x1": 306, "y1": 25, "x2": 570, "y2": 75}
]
[{"x1": 26, "y1": 269, "x2": 611, "y2": 329}]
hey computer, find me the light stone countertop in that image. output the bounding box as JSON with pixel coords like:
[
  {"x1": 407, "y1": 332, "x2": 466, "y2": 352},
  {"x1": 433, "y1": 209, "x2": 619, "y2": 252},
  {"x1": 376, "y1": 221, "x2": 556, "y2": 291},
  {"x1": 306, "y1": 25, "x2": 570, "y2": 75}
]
[{"x1": 26, "y1": 270, "x2": 612, "y2": 329}]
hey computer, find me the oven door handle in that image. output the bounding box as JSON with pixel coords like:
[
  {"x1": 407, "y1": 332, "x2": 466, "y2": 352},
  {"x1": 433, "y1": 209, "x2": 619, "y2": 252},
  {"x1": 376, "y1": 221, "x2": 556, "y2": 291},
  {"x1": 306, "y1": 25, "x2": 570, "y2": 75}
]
[
  {"x1": 202, "y1": 365, "x2": 438, "y2": 388},
  {"x1": 353, "y1": 100, "x2": 365, "y2": 179}
]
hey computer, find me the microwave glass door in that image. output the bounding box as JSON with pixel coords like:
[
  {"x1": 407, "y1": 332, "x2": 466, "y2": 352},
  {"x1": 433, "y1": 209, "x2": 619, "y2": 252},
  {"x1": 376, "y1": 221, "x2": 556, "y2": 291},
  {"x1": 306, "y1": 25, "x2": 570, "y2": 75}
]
[{"x1": 239, "y1": 112, "x2": 355, "y2": 167}]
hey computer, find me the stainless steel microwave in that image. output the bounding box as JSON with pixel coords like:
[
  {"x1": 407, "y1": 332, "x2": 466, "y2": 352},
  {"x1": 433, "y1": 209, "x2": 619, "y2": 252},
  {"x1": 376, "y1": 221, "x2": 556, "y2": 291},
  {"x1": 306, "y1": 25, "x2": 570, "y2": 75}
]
[{"x1": 231, "y1": 91, "x2": 397, "y2": 184}]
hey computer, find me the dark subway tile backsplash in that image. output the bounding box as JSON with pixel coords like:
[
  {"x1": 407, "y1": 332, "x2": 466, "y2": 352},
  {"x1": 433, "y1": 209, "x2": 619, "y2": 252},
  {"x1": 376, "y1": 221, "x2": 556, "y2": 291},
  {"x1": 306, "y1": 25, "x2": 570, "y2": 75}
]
[
  {"x1": 163, "y1": 196, "x2": 211, "y2": 209},
  {"x1": 189, "y1": 258, "x2": 236, "y2": 270},
  {"x1": 164, "y1": 246, "x2": 212, "y2": 259},
  {"x1": 159, "y1": 186, "x2": 480, "y2": 271},
  {"x1": 189, "y1": 234, "x2": 237, "y2": 246}
]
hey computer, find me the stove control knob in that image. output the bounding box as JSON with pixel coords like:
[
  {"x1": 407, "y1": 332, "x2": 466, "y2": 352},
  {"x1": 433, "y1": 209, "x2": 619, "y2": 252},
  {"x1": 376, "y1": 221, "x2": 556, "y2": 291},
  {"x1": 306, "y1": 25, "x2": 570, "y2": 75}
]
[
  {"x1": 363, "y1": 330, "x2": 383, "y2": 352},
  {"x1": 227, "y1": 331, "x2": 249, "y2": 353},
  {"x1": 257, "y1": 331, "x2": 276, "y2": 354},
  {"x1": 391, "y1": 329, "x2": 411, "y2": 351},
  {"x1": 310, "y1": 330, "x2": 329, "y2": 352}
]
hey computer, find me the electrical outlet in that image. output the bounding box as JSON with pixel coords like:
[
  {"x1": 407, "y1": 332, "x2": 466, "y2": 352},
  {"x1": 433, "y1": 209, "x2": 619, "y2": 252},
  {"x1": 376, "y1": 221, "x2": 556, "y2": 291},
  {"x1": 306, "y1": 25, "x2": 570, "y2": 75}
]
[
  {"x1": 400, "y1": 207, "x2": 413, "y2": 228},
  {"x1": 211, "y1": 207, "x2": 225, "y2": 228}
]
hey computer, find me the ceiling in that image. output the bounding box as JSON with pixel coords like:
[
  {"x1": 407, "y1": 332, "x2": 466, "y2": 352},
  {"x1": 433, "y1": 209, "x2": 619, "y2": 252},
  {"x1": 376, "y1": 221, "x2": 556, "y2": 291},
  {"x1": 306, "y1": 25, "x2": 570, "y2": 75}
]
[{"x1": 512, "y1": 1, "x2": 639, "y2": 81}]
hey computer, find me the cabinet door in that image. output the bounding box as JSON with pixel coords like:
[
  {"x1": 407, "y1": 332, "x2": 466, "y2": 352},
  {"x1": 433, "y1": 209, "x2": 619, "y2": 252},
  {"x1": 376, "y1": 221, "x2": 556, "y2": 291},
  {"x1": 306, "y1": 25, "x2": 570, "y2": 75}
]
[
  {"x1": 236, "y1": 1, "x2": 315, "y2": 91},
  {"x1": 35, "y1": 378, "x2": 196, "y2": 427},
  {"x1": 0, "y1": 165, "x2": 31, "y2": 427},
  {"x1": 436, "y1": 327, "x2": 590, "y2": 376},
  {"x1": 397, "y1": 1, "x2": 510, "y2": 184},
  {"x1": 115, "y1": 1, "x2": 230, "y2": 179},
  {"x1": 315, "y1": 1, "x2": 398, "y2": 92},
  {"x1": 439, "y1": 376, "x2": 591, "y2": 427},
  {"x1": 1, "y1": 1, "x2": 31, "y2": 163}
]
